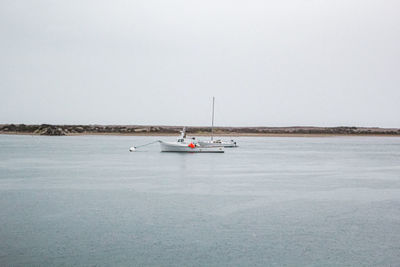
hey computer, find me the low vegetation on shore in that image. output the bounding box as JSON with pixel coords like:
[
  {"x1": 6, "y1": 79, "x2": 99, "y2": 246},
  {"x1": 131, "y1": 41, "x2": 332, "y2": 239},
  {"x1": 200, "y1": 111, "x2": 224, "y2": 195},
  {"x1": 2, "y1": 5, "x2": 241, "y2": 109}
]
[{"x1": 1, "y1": 124, "x2": 399, "y2": 136}]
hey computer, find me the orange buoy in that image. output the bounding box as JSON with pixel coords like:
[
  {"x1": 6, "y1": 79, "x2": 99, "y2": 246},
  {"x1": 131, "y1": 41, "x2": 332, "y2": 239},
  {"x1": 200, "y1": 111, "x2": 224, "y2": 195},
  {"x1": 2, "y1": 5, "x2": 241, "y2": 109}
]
[{"x1": 188, "y1": 143, "x2": 195, "y2": 148}]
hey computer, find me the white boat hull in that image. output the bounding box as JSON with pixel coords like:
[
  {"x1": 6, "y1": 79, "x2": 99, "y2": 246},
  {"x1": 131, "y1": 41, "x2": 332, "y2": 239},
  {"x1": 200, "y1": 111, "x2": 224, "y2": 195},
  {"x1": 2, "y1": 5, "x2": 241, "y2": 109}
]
[{"x1": 159, "y1": 141, "x2": 224, "y2": 153}]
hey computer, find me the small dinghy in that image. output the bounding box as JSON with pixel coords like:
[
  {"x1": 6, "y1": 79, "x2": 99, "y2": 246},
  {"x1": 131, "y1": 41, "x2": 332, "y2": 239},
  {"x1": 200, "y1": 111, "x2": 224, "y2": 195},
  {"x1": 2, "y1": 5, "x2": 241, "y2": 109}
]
[{"x1": 197, "y1": 139, "x2": 238, "y2": 148}]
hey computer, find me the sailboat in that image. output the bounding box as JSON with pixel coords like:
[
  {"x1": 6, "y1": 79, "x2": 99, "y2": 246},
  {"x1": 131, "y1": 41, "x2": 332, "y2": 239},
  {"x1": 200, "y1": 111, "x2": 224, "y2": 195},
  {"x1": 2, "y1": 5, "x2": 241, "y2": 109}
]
[
  {"x1": 158, "y1": 127, "x2": 224, "y2": 153},
  {"x1": 198, "y1": 97, "x2": 238, "y2": 148}
]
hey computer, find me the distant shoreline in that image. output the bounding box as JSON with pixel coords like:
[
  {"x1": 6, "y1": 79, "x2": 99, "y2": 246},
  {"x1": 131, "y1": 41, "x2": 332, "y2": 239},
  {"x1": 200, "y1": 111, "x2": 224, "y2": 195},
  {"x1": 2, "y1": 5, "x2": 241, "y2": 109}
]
[
  {"x1": 1, "y1": 124, "x2": 399, "y2": 137},
  {"x1": 2, "y1": 132, "x2": 400, "y2": 138}
]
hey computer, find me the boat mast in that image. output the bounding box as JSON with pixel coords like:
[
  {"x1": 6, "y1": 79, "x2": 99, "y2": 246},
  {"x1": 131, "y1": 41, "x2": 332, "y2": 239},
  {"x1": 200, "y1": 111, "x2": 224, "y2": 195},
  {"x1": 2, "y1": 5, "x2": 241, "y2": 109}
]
[{"x1": 211, "y1": 96, "x2": 215, "y2": 141}]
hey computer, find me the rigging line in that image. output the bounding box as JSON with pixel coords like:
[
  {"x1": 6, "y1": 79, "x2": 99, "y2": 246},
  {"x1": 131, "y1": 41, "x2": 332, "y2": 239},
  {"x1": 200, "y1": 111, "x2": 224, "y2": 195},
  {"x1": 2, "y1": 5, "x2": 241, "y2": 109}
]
[{"x1": 134, "y1": 140, "x2": 160, "y2": 148}]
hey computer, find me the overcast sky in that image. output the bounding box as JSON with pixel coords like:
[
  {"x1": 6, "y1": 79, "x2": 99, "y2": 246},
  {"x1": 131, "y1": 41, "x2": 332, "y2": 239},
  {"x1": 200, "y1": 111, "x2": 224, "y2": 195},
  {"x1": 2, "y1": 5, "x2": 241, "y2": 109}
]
[{"x1": 1, "y1": 0, "x2": 399, "y2": 127}]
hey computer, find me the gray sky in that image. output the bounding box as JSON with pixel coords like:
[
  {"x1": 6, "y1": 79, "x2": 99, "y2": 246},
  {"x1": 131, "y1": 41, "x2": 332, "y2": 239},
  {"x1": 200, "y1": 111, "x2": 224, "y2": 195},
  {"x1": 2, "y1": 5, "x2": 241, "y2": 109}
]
[{"x1": 1, "y1": 0, "x2": 399, "y2": 127}]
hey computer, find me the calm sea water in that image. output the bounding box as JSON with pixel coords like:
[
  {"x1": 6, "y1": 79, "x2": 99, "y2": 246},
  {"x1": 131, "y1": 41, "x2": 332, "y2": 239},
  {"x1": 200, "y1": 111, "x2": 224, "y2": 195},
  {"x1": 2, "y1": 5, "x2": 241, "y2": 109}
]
[{"x1": 0, "y1": 134, "x2": 399, "y2": 266}]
